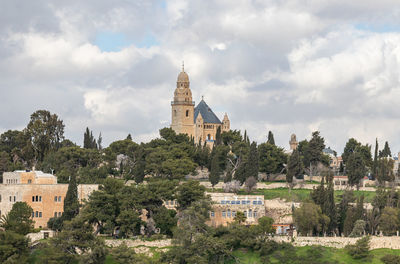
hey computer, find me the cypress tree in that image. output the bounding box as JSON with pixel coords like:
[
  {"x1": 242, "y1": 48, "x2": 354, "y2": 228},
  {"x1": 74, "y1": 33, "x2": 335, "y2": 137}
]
[
  {"x1": 209, "y1": 153, "x2": 220, "y2": 187},
  {"x1": 97, "y1": 132, "x2": 103, "y2": 150},
  {"x1": 372, "y1": 138, "x2": 378, "y2": 180},
  {"x1": 83, "y1": 127, "x2": 97, "y2": 149},
  {"x1": 215, "y1": 126, "x2": 222, "y2": 146},
  {"x1": 127, "y1": 134, "x2": 132, "y2": 140},
  {"x1": 245, "y1": 142, "x2": 259, "y2": 181},
  {"x1": 62, "y1": 173, "x2": 79, "y2": 221},
  {"x1": 267, "y1": 131, "x2": 275, "y2": 145},
  {"x1": 380, "y1": 141, "x2": 391, "y2": 158}
]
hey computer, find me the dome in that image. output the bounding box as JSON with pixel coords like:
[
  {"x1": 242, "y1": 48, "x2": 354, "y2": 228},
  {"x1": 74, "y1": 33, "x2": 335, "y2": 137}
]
[{"x1": 177, "y1": 71, "x2": 189, "y2": 83}]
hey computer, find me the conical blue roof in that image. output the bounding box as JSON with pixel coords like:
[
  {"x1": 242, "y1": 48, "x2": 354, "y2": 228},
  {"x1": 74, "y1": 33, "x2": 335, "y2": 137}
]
[{"x1": 194, "y1": 100, "x2": 222, "y2": 124}]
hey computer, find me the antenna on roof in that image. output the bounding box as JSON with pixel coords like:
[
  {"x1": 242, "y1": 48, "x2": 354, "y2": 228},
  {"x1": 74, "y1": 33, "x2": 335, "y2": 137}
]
[{"x1": 182, "y1": 61, "x2": 184, "y2": 72}]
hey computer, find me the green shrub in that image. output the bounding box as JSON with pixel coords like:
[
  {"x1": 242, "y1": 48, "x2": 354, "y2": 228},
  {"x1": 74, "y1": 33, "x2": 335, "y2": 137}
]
[
  {"x1": 381, "y1": 254, "x2": 400, "y2": 264},
  {"x1": 345, "y1": 236, "x2": 370, "y2": 259}
]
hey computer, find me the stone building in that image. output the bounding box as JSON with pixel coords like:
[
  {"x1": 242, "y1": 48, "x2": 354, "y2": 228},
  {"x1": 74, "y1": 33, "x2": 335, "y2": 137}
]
[
  {"x1": 0, "y1": 170, "x2": 98, "y2": 228},
  {"x1": 171, "y1": 66, "x2": 230, "y2": 146},
  {"x1": 289, "y1": 134, "x2": 298, "y2": 151},
  {"x1": 207, "y1": 193, "x2": 266, "y2": 227}
]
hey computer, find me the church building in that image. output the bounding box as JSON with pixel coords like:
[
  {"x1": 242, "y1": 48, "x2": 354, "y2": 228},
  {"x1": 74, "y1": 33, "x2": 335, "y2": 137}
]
[{"x1": 171, "y1": 67, "x2": 230, "y2": 146}]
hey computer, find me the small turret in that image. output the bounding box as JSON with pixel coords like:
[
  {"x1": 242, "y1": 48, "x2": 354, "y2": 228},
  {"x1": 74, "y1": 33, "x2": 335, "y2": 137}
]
[
  {"x1": 222, "y1": 113, "x2": 230, "y2": 132},
  {"x1": 289, "y1": 134, "x2": 298, "y2": 150}
]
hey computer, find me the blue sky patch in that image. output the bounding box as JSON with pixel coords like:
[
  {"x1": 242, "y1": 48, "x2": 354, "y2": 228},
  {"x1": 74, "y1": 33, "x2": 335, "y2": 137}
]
[
  {"x1": 355, "y1": 23, "x2": 400, "y2": 33},
  {"x1": 95, "y1": 31, "x2": 130, "y2": 52}
]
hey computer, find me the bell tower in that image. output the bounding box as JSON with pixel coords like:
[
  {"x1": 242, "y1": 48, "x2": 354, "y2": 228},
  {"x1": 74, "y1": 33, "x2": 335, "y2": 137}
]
[{"x1": 171, "y1": 63, "x2": 195, "y2": 138}]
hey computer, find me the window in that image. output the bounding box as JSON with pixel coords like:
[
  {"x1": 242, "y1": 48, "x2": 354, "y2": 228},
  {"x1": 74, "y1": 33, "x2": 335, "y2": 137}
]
[
  {"x1": 39, "y1": 196, "x2": 41, "y2": 202},
  {"x1": 254, "y1": 211, "x2": 258, "y2": 218},
  {"x1": 13, "y1": 196, "x2": 16, "y2": 202},
  {"x1": 58, "y1": 196, "x2": 61, "y2": 202},
  {"x1": 28, "y1": 179, "x2": 32, "y2": 184},
  {"x1": 232, "y1": 211, "x2": 236, "y2": 217},
  {"x1": 222, "y1": 211, "x2": 226, "y2": 218},
  {"x1": 35, "y1": 195, "x2": 38, "y2": 202},
  {"x1": 39, "y1": 212, "x2": 42, "y2": 218},
  {"x1": 54, "y1": 212, "x2": 57, "y2": 217},
  {"x1": 231, "y1": 201, "x2": 235, "y2": 204},
  {"x1": 58, "y1": 212, "x2": 62, "y2": 217},
  {"x1": 9, "y1": 196, "x2": 11, "y2": 202},
  {"x1": 258, "y1": 201, "x2": 262, "y2": 205},
  {"x1": 248, "y1": 209, "x2": 252, "y2": 218},
  {"x1": 253, "y1": 201, "x2": 257, "y2": 205},
  {"x1": 54, "y1": 196, "x2": 57, "y2": 202},
  {"x1": 32, "y1": 196, "x2": 35, "y2": 202},
  {"x1": 32, "y1": 212, "x2": 34, "y2": 218},
  {"x1": 241, "y1": 200, "x2": 246, "y2": 204},
  {"x1": 210, "y1": 211, "x2": 215, "y2": 218},
  {"x1": 35, "y1": 211, "x2": 38, "y2": 217},
  {"x1": 227, "y1": 210, "x2": 231, "y2": 218},
  {"x1": 221, "y1": 201, "x2": 225, "y2": 204},
  {"x1": 186, "y1": 110, "x2": 189, "y2": 117},
  {"x1": 207, "y1": 134, "x2": 211, "y2": 140}
]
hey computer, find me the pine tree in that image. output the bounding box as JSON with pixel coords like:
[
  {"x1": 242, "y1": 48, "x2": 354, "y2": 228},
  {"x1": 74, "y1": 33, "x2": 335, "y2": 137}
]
[
  {"x1": 243, "y1": 130, "x2": 247, "y2": 144},
  {"x1": 62, "y1": 173, "x2": 79, "y2": 221},
  {"x1": 323, "y1": 180, "x2": 337, "y2": 233},
  {"x1": 267, "y1": 131, "x2": 275, "y2": 145},
  {"x1": 372, "y1": 138, "x2": 378, "y2": 180}
]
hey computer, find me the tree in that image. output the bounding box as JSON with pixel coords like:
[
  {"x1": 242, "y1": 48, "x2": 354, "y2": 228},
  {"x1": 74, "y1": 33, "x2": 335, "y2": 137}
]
[
  {"x1": 337, "y1": 190, "x2": 355, "y2": 235},
  {"x1": 26, "y1": 110, "x2": 65, "y2": 161},
  {"x1": 286, "y1": 149, "x2": 303, "y2": 183},
  {"x1": 342, "y1": 138, "x2": 372, "y2": 168},
  {"x1": 373, "y1": 138, "x2": 378, "y2": 180},
  {"x1": 350, "y1": 220, "x2": 366, "y2": 237},
  {"x1": 380, "y1": 141, "x2": 392, "y2": 158},
  {"x1": 346, "y1": 152, "x2": 366, "y2": 188},
  {"x1": 377, "y1": 157, "x2": 395, "y2": 184},
  {"x1": 234, "y1": 211, "x2": 247, "y2": 224},
  {"x1": 293, "y1": 202, "x2": 330, "y2": 236},
  {"x1": 0, "y1": 230, "x2": 30, "y2": 263},
  {"x1": 215, "y1": 126, "x2": 222, "y2": 146},
  {"x1": 176, "y1": 180, "x2": 206, "y2": 210},
  {"x1": 308, "y1": 131, "x2": 326, "y2": 166},
  {"x1": 126, "y1": 134, "x2": 132, "y2": 140},
  {"x1": 379, "y1": 207, "x2": 400, "y2": 235},
  {"x1": 346, "y1": 236, "x2": 370, "y2": 260},
  {"x1": 0, "y1": 202, "x2": 34, "y2": 235},
  {"x1": 258, "y1": 143, "x2": 287, "y2": 175},
  {"x1": 244, "y1": 142, "x2": 259, "y2": 183},
  {"x1": 97, "y1": 132, "x2": 103, "y2": 150},
  {"x1": 83, "y1": 127, "x2": 97, "y2": 149},
  {"x1": 62, "y1": 173, "x2": 79, "y2": 222},
  {"x1": 209, "y1": 152, "x2": 221, "y2": 187},
  {"x1": 267, "y1": 131, "x2": 275, "y2": 145},
  {"x1": 381, "y1": 254, "x2": 400, "y2": 264},
  {"x1": 245, "y1": 176, "x2": 257, "y2": 193}
]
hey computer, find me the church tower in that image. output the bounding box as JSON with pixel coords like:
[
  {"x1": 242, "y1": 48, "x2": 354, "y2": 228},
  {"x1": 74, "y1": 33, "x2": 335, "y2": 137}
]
[
  {"x1": 171, "y1": 65, "x2": 195, "y2": 138},
  {"x1": 222, "y1": 113, "x2": 230, "y2": 132}
]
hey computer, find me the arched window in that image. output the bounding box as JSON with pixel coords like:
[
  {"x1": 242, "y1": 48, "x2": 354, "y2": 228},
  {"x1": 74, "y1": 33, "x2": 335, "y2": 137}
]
[
  {"x1": 207, "y1": 134, "x2": 211, "y2": 140},
  {"x1": 186, "y1": 110, "x2": 189, "y2": 117}
]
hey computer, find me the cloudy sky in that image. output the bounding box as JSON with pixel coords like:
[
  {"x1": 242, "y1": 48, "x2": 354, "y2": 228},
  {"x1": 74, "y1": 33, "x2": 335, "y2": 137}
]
[{"x1": 1, "y1": 0, "x2": 400, "y2": 154}]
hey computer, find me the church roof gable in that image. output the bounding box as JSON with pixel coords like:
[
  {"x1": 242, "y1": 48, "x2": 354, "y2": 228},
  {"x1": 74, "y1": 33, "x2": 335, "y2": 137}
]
[{"x1": 194, "y1": 100, "x2": 222, "y2": 124}]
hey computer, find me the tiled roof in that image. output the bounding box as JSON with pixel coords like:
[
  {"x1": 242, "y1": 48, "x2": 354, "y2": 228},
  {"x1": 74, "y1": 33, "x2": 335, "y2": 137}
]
[{"x1": 194, "y1": 100, "x2": 222, "y2": 124}]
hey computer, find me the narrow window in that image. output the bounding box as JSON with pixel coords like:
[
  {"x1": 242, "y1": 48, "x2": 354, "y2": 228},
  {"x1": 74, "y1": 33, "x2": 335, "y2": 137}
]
[
  {"x1": 254, "y1": 211, "x2": 258, "y2": 218},
  {"x1": 210, "y1": 211, "x2": 215, "y2": 217},
  {"x1": 39, "y1": 196, "x2": 42, "y2": 202},
  {"x1": 28, "y1": 179, "x2": 32, "y2": 184},
  {"x1": 35, "y1": 211, "x2": 38, "y2": 217},
  {"x1": 54, "y1": 196, "x2": 57, "y2": 202},
  {"x1": 13, "y1": 196, "x2": 16, "y2": 202},
  {"x1": 32, "y1": 212, "x2": 34, "y2": 218},
  {"x1": 58, "y1": 196, "x2": 61, "y2": 202},
  {"x1": 54, "y1": 212, "x2": 57, "y2": 217},
  {"x1": 227, "y1": 210, "x2": 231, "y2": 218},
  {"x1": 248, "y1": 209, "x2": 252, "y2": 218},
  {"x1": 58, "y1": 212, "x2": 62, "y2": 217},
  {"x1": 32, "y1": 196, "x2": 35, "y2": 202},
  {"x1": 35, "y1": 195, "x2": 38, "y2": 202},
  {"x1": 9, "y1": 196, "x2": 11, "y2": 202},
  {"x1": 222, "y1": 211, "x2": 226, "y2": 218},
  {"x1": 39, "y1": 212, "x2": 42, "y2": 218},
  {"x1": 186, "y1": 110, "x2": 189, "y2": 117}
]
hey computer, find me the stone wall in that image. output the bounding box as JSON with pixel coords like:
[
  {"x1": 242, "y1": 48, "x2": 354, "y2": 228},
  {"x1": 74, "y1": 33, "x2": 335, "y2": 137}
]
[{"x1": 273, "y1": 236, "x2": 400, "y2": 249}]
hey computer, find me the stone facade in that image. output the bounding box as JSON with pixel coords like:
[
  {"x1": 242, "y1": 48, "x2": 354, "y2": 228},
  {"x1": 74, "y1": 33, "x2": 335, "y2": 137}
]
[
  {"x1": 207, "y1": 192, "x2": 266, "y2": 226},
  {"x1": 0, "y1": 170, "x2": 98, "y2": 228},
  {"x1": 171, "y1": 67, "x2": 230, "y2": 146}
]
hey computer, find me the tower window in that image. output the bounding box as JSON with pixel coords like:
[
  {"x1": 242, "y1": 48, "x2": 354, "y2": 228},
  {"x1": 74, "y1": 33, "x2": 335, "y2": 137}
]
[{"x1": 186, "y1": 110, "x2": 189, "y2": 117}]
